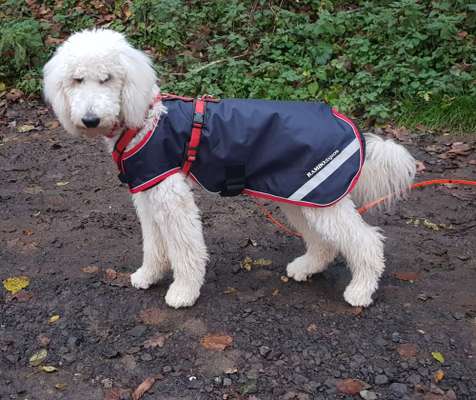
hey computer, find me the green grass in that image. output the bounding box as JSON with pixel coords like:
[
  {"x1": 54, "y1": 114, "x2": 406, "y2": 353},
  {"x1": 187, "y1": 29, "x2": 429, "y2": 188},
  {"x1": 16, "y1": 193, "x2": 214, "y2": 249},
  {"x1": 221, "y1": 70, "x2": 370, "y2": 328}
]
[{"x1": 399, "y1": 96, "x2": 476, "y2": 134}]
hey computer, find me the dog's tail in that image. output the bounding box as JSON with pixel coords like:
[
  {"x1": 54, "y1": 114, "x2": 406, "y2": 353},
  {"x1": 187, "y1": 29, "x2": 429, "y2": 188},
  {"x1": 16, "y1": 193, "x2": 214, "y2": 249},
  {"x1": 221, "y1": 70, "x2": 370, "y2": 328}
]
[{"x1": 351, "y1": 133, "x2": 416, "y2": 210}]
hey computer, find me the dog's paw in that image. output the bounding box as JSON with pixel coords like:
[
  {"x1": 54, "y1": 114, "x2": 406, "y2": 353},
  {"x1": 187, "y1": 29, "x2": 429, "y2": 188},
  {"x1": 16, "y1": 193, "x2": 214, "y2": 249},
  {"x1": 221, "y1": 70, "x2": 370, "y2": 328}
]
[
  {"x1": 286, "y1": 255, "x2": 314, "y2": 281},
  {"x1": 165, "y1": 281, "x2": 200, "y2": 309},
  {"x1": 130, "y1": 266, "x2": 159, "y2": 290},
  {"x1": 343, "y1": 285, "x2": 373, "y2": 307}
]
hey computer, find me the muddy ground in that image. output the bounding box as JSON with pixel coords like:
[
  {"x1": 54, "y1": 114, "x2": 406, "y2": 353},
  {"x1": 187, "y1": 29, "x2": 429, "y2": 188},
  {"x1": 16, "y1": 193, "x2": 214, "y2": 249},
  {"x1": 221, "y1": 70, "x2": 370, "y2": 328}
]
[{"x1": 0, "y1": 100, "x2": 475, "y2": 400}]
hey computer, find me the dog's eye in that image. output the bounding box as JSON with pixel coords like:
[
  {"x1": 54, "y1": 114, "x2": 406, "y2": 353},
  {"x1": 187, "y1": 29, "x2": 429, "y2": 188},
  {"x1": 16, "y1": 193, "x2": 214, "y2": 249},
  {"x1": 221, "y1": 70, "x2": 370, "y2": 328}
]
[
  {"x1": 100, "y1": 75, "x2": 112, "y2": 84},
  {"x1": 73, "y1": 78, "x2": 83, "y2": 84}
]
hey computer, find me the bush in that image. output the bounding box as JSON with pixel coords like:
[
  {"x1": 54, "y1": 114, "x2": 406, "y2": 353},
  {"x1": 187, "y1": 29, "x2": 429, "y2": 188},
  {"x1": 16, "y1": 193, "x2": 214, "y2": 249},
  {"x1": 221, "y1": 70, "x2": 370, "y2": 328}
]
[{"x1": 1, "y1": 0, "x2": 475, "y2": 131}]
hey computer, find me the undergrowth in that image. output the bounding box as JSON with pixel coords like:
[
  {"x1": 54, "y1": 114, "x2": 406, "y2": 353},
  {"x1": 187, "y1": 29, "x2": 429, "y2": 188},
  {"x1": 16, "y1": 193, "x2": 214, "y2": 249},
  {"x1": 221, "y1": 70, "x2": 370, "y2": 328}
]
[{"x1": 0, "y1": 0, "x2": 474, "y2": 132}]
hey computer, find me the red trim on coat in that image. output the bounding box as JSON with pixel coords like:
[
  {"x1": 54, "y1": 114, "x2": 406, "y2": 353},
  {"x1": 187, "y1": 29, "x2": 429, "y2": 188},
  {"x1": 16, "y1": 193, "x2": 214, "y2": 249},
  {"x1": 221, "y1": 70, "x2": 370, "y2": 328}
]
[{"x1": 129, "y1": 168, "x2": 182, "y2": 193}]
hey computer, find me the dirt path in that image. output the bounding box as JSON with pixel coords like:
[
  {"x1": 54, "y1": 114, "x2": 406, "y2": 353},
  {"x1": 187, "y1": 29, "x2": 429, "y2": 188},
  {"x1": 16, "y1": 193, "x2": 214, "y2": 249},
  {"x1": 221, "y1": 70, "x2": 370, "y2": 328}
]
[{"x1": 1, "y1": 101, "x2": 475, "y2": 400}]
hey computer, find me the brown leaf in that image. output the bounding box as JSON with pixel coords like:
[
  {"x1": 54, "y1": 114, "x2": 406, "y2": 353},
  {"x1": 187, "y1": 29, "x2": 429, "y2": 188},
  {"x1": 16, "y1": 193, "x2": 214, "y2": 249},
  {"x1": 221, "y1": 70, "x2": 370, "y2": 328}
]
[
  {"x1": 394, "y1": 271, "x2": 419, "y2": 282},
  {"x1": 351, "y1": 306, "x2": 364, "y2": 316},
  {"x1": 132, "y1": 375, "x2": 161, "y2": 400},
  {"x1": 223, "y1": 287, "x2": 238, "y2": 294},
  {"x1": 434, "y1": 369, "x2": 445, "y2": 383},
  {"x1": 397, "y1": 343, "x2": 418, "y2": 358},
  {"x1": 45, "y1": 36, "x2": 64, "y2": 46},
  {"x1": 138, "y1": 308, "x2": 165, "y2": 325},
  {"x1": 457, "y1": 31, "x2": 468, "y2": 39},
  {"x1": 45, "y1": 120, "x2": 60, "y2": 129},
  {"x1": 200, "y1": 334, "x2": 233, "y2": 351},
  {"x1": 306, "y1": 323, "x2": 318, "y2": 334},
  {"x1": 6, "y1": 88, "x2": 23, "y2": 102},
  {"x1": 448, "y1": 142, "x2": 472, "y2": 156},
  {"x1": 143, "y1": 333, "x2": 172, "y2": 349},
  {"x1": 468, "y1": 159, "x2": 476, "y2": 165},
  {"x1": 384, "y1": 126, "x2": 410, "y2": 142},
  {"x1": 82, "y1": 265, "x2": 99, "y2": 274},
  {"x1": 103, "y1": 268, "x2": 130, "y2": 287},
  {"x1": 336, "y1": 378, "x2": 366, "y2": 395},
  {"x1": 104, "y1": 387, "x2": 131, "y2": 400}
]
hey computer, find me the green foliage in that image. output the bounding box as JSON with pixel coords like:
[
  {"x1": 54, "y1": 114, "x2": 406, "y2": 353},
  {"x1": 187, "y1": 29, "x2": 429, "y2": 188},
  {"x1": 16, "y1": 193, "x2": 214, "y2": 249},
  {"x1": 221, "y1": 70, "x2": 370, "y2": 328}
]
[{"x1": 1, "y1": 0, "x2": 475, "y2": 131}]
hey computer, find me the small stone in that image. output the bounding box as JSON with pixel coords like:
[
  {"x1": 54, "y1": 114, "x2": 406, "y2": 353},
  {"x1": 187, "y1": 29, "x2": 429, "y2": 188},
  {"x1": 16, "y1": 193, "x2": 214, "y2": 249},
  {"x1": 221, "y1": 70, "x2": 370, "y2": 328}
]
[
  {"x1": 453, "y1": 312, "x2": 465, "y2": 320},
  {"x1": 214, "y1": 377, "x2": 222, "y2": 385},
  {"x1": 259, "y1": 346, "x2": 271, "y2": 357},
  {"x1": 389, "y1": 383, "x2": 407, "y2": 395},
  {"x1": 128, "y1": 325, "x2": 147, "y2": 337},
  {"x1": 360, "y1": 389, "x2": 377, "y2": 400},
  {"x1": 223, "y1": 378, "x2": 232, "y2": 387},
  {"x1": 163, "y1": 365, "x2": 172, "y2": 373},
  {"x1": 375, "y1": 374, "x2": 389, "y2": 385},
  {"x1": 391, "y1": 332, "x2": 401, "y2": 343},
  {"x1": 140, "y1": 353, "x2": 153, "y2": 361},
  {"x1": 241, "y1": 380, "x2": 257, "y2": 395},
  {"x1": 67, "y1": 336, "x2": 80, "y2": 348},
  {"x1": 101, "y1": 378, "x2": 113, "y2": 389}
]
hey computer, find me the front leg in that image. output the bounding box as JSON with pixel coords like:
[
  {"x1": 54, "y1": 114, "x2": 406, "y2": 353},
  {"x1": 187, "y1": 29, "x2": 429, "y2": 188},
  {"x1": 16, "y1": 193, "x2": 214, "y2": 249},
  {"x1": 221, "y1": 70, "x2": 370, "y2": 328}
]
[
  {"x1": 146, "y1": 174, "x2": 208, "y2": 308},
  {"x1": 130, "y1": 191, "x2": 170, "y2": 289}
]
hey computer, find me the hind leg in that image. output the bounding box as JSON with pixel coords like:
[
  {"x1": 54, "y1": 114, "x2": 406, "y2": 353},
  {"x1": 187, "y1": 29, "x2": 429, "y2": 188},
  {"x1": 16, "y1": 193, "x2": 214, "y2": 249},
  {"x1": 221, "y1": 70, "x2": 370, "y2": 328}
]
[
  {"x1": 280, "y1": 204, "x2": 338, "y2": 281},
  {"x1": 301, "y1": 198, "x2": 385, "y2": 307}
]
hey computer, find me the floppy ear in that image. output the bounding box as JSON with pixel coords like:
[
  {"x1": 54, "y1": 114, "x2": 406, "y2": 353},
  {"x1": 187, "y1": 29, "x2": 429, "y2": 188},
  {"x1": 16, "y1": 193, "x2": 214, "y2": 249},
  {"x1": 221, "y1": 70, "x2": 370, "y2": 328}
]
[
  {"x1": 119, "y1": 46, "x2": 157, "y2": 128},
  {"x1": 43, "y1": 51, "x2": 76, "y2": 135}
]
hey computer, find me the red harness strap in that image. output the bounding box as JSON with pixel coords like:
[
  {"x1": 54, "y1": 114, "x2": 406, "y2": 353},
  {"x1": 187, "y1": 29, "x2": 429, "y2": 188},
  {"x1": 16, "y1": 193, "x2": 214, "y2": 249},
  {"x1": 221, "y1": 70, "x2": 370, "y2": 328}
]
[
  {"x1": 182, "y1": 98, "x2": 206, "y2": 175},
  {"x1": 112, "y1": 127, "x2": 139, "y2": 171}
]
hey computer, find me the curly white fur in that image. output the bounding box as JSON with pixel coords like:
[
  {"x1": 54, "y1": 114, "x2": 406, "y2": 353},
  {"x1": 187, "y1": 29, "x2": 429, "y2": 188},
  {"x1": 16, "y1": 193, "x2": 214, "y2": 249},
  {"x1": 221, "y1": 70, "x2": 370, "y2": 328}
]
[{"x1": 43, "y1": 29, "x2": 416, "y2": 308}]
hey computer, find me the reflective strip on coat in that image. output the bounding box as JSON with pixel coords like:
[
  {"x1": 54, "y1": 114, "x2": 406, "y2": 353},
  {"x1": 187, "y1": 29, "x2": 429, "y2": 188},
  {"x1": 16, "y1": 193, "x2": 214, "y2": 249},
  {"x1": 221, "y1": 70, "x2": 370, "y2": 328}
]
[{"x1": 118, "y1": 98, "x2": 365, "y2": 207}]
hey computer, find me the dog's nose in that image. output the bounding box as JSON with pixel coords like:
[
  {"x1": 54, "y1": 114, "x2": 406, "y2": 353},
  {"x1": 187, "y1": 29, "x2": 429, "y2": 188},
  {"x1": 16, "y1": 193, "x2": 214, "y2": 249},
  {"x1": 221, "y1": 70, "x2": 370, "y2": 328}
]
[{"x1": 81, "y1": 115, "x2": 100, "y2": 128}]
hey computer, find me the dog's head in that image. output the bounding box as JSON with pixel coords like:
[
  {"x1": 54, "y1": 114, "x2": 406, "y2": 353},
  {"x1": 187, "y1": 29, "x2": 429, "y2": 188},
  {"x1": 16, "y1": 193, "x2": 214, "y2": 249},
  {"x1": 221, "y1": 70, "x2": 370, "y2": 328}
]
[{"x1": 43, "y1": 29, "x2": 157, "y2": 137}]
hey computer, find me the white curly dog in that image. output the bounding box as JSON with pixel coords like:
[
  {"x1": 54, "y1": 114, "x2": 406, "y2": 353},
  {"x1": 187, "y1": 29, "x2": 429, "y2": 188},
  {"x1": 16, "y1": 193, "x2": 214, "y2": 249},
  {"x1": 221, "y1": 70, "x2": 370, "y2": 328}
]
[{"x1": 43, "y1": 29, "x2": 416, "y2": 309}]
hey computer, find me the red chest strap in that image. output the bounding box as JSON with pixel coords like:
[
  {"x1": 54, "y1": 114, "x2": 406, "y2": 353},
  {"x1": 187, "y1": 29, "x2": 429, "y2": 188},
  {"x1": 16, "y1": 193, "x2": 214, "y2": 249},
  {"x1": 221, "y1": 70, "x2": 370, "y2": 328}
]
[{"x1": 182, "y1": 98, "x2": 206, "y2": 175}]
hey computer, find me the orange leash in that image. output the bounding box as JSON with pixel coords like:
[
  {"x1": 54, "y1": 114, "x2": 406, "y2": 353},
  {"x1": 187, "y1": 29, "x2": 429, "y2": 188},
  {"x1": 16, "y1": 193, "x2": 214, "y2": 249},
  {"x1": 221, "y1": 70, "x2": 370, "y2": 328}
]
[{"x1": 256, "y1": 179, "x2": 476, "y2": 238}]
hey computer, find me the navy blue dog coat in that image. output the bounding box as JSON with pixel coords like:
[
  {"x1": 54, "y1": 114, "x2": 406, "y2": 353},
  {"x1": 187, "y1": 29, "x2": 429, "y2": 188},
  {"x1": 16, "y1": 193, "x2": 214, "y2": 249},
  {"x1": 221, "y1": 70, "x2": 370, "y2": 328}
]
[{"x1": 112, "y1": 94, "x2": 365, "y2": 207}]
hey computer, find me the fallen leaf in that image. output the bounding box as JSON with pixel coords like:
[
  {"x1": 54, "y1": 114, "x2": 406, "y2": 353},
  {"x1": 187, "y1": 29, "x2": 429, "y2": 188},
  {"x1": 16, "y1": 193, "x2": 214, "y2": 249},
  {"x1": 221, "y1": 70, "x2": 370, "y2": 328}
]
[
  {"x1": 240, "y1": 256, "x2": 272, "y2": 271},
  {"x1": 3, "y1": 276, "x2": 30, "y2": 294},
  {"x1": 468, "y1": 159, "x2": 476, "y2": 166},
  {"x1": 46, "y1": 120, "x2": 60, "y2": 129},
  {"x1": 336, "y1": 378, "x2": 366, "y2": 395},
  {"x1": 6, "y1": 88, "x2": 23, "y2": 101},
  {"x1": 103, "y1": 268, "x2": 131, "y2": 287},
  {"x1": 434, "y1": 369, "x2": 445, "y2": 382},
  {"x1": 224, "y1": 367, "x2": 238, "y2": 374},
  {"x1": 280, "y1": 275, "x2": 289, "y2": 283},
  {"x1": 81, "y1": 265, "x2": 99, "y2": 274},
  {"x1": 29, "y1": 349, "x2": 48, "y2": 366},
  {"x1": 40, "y1": 365, "x2": 57, "y2": 373},
  {"x1": 447, "y1": 142, "x2": 472, "y2": 156},
  {"x1": 432, "y1": 351, "x2": 445, "y2": 363},
  {"x1": 394, "y1": 272, "x2": 419, "y2": 282},
  {"x1": 0, "y1": 82, "x2": 6, "y2": 92},
  {"x1": 48, "y1": 315, "x2": 60, "y2": 324},
  {"x1": 56, "y1": 181, "x2": 70, "y2": 186},
  {"x1": 17, "y1": 124, "x2": 35, "y2": 133},
  {"x1": 240, "y1": 256, "x2": 253, "y2": 271},
  {"x1": 143, "y1": 333, "x2": 172, "y2": 349},
  {"x1": 397, "y1": 343, "x2": 418, "y2": 358},
  {"x1": 306, "y1": 323, "x2": 318, "y2": 334},
  {"x1": 416, "y1": 160, "x2": 426, "y2": 173},
  {"x1": 271, "y1": 288, "x2": 279, "y2": 296},
  {"x1": 54, "y1": 383, "x2": 67, "y2": 391},
  {"x1": 254, "y1": 258, "x2": 272, "y2": 266},
  {"x1": 457, "y1": 31, "x2": 468, "y2": 39},
  {"x1": 223, "y1": 287, "x2": 238, "y2": 294},
  {"x1": 132, "y1": 375, "x2": 161, "y2": 400},
  {"x1": 22, "y1": 229, "x2": 34, "y2": 236},
  {"x1": 200, "y1": 334, "x2": 233, "y2": 351},
  {"x1": 138, "y1": 308, "x2": 165, "y2": 325}
]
